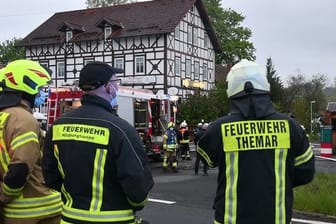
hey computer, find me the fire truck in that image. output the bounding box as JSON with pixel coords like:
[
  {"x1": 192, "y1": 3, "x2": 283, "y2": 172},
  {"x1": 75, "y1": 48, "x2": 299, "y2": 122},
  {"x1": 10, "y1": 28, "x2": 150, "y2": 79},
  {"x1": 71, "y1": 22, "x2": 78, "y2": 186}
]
[{"x1": 40, "y1": 83, "x2": 173, "y2": 161}]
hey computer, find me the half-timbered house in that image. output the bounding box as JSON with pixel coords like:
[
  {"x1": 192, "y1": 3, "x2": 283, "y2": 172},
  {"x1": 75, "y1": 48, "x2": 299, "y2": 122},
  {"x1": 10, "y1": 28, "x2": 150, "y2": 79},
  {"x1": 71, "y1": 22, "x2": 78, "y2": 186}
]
[{"x1": 19, "y1": 0, "x2": 220, "y2": 99}]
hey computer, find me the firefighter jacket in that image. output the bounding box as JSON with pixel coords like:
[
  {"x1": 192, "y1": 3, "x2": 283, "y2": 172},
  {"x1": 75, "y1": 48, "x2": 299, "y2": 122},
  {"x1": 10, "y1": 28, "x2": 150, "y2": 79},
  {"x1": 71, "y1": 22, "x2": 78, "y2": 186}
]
[
  {"x1": 163, "y1": 128, "x2": 178, "y2": 151},
  {"x1": 42, "y1": 94, "x2": 154, "y2": 224},
  {"x1": 197, "y1": 94, "x2": 315, "y2": 224},
  {"x1": 0, "y1": 99, "x2": 62, "y2": 220},
  {"x1": 177, "y1": 127, "x2": 190, "y2": 145}
]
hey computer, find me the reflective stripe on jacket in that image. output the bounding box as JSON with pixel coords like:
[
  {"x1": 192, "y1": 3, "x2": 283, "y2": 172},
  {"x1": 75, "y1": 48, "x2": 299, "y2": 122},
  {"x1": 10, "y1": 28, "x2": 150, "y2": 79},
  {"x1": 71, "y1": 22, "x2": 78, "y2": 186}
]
[
  {"x1": 43, "y1": 94, "x2": 153, "y2": 223},
  {"x1": 0, "y1": 101, "x2": 62, "y2": 219}
]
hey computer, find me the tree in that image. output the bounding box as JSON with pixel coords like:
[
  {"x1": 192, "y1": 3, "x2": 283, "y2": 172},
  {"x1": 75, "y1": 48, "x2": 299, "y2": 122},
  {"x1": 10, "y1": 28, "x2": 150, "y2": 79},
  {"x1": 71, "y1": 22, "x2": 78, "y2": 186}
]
[
  {"x1": 266, "y1": 57, "x2": 285, "y2": 109},
  {"x1": 283, "y1": 73, "x2": 327, "y2": 130},
  {"x1": 0, "y1": 38, "x2": 25, "y2": 65},
  {"x1": 203, "y1": 0, "x2": 255, "y2": 65},
  {"x1": 86, "y1": 0, "x2": 133, "y2": 8}
]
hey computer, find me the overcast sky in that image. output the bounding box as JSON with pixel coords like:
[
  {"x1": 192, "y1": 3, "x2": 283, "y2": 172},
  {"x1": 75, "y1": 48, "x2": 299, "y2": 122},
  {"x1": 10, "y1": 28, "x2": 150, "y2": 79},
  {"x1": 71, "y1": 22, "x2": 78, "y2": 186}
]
[{"x1": 1, "y1": 0, "x2": 335, "y2": 85}]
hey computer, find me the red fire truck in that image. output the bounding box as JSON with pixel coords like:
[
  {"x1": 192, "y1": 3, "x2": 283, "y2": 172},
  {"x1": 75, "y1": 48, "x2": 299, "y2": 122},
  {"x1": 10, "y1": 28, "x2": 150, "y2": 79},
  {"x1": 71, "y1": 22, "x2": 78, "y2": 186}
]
[{"x1": 42, "y1": 84, "x2": 172, "y2": 161}]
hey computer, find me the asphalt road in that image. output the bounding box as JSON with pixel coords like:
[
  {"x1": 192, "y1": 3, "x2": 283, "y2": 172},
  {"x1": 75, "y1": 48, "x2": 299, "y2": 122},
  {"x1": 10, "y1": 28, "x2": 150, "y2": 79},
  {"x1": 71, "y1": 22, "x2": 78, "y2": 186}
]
[{"x1": 136, "y1": 148, "x2": 336, "y2": 224}]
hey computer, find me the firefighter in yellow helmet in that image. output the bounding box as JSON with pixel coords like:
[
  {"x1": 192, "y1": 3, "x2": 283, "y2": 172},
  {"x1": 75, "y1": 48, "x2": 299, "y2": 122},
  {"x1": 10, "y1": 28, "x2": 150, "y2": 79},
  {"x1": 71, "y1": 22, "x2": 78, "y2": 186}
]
[
  {"x1": 0, "y1": 59, "x2": 62, "y2": 224},
  {"x1": 162, "y1": 121, "x2": 179, "y2": 172},
  {"x1": 197, "y1": 59, "x2": 315, "y2": 224}
]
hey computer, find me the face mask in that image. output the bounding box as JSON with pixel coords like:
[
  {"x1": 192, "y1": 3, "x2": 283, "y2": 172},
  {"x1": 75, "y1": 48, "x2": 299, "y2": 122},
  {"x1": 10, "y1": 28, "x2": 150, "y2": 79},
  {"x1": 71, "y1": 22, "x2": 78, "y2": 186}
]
[
  {"x1": 110, "y1": 85, "x2": 118, "y2": 108},
  {"x1": 111, "y1": 95, "x2": 118, "y2": 108},
  {"x1": 34, "y1": 90, "x2": 46, "y2": 107}
]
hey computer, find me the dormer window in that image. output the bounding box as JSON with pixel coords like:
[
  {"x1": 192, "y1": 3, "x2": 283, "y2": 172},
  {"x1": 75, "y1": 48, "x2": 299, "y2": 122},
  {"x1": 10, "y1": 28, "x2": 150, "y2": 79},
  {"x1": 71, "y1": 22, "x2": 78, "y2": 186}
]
[
  {"x1": 66, "y1": 31, "x2": 73, "y2": 42},
  {"x1": 104, "y1": 27, "x2": 112, "y2": 40}
]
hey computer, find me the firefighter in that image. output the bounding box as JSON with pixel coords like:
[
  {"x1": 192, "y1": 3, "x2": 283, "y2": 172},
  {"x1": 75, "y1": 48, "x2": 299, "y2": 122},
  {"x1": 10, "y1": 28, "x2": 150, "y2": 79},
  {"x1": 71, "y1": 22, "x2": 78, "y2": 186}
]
[
  {"x1": 0, "y1": 59, "x2": 62, "y2": 224},
  {"x1": 194, "y1": 122, "x2": 209, "y2": 176},
  {"x1": 162, "y1": 121, "x2": 178, "y2": 172},
  {"x1": 178, "y1": 120, "x2": 191, "y2": 160},
  {"x1": 197, "y1": 59, "x2": 315, "y2": 224},
  {"x1": 42, "y1": 61, "x2": 154, "y2": 224}
]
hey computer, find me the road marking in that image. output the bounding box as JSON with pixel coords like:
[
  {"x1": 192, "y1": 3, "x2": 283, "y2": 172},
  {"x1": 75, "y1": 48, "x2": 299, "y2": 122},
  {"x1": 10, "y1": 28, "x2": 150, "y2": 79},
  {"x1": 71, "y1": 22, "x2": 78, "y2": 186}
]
[
  {"x1": 315, "y1": 155, "x2": 336, "y2": 162},
  {"x1": 292, "y1": 218, "x2": 336, "y2": 224},
  {"x1": 149, "y1": 198, "x2": 176, "y2": 204}
]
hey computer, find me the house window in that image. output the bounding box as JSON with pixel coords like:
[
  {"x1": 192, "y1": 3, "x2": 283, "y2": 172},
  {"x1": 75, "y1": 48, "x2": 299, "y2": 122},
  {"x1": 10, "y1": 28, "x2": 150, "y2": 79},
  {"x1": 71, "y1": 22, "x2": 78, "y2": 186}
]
[
  {"x1": 114, "y1": 58, "x2": 124, "y2": 70},
  {"x1": 84, "y1": 58, "x2": 94, "y2": 65},
  {"x1": 175, "y1": 24, "x2": 179, "y2": 39},
  {"x1": 66, "y1": 31, "x2": 73, "y2": 42},
  {"x1": 175, "y1": 57, "x2": 181, "y2": 76},
  {"x1": 104, "y1": 27, "x2": 112, "y2": 40},
  {"x1": 194, "y1": 61, "x2": 199, "y2": 79},
  {"x1": 135, "y1": 56, "x2": 145, "y2": 74},
  {"x1": 204, "y1": 33, "x2": 209, "y2": 49},
  {"x1": 57, "y1": 61, "x2": 65, "y2": 77},
  {"x1": 193, "y1": 27, "x2": 197, "y2": 45},
  {"x1": 203, "y1": 63, "x2": 208, "y2": 80},
  {"x1": 187, "y1": 25, "x2": 192, "y2": 43},
  {"x1": 186, "y1": 59, "x2": 191, "y2": 78}
]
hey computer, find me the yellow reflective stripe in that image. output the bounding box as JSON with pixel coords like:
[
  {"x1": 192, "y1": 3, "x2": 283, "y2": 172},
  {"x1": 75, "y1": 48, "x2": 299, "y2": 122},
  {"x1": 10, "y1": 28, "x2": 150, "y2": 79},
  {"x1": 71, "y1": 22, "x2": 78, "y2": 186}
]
[
  {"x1": 61, "y1": 185, "x2": 73, "y2": 207},
  {"x1": 2, "y1": 183, "x2": 24, "y2": 197},
  {"x1": 5, "y1": 191, "x2": 61, "y2": 208},
  {"x1": 90, "y1": 149, "x2": 107, "y2": 211},
  {"x1": 53, "y1": 145, "x2": 65, "y2": 179},
  {"x1": 3, "y1": 201, "x2": 62, "y2": 218},
  {"x1": 0, "y1": 112, "x2": 10, "y2": 126},
  {"x1": 11, "y1": 131, "x2": 38, "y2": 150},
  {"x1": 127, "y1": 196, "x2": 148, "y2": 207},
  {"x1": 214, "y1": 221, "x2": 222, "y2": 224},
  {"x1": 221, "y1": 120, "x2": 290, "y2": 152},
  {"x1": 197, "y1": 146, "x2": 214, "y2": 167},
  {"x1": 2, "y1": 191, "x2": 62, "y2": 218},
  {"x1": 180, "y1": 140, "x2": 189, "y2": 143},
  {"x1": 62, "y1": 205, "x2": 134, "y2": 222},
  {"x1": 52, "y1": 124, "x2": 110, "y2": 145},
  {"x1": 295, "y1": 145, "x2": 313, "y2": 166},
  {"x1": 224, "y1": 152, "x2": 238, "y2": 224},
  {"x1": 0, "y1": 131, "x2": 10, "y2": 172},
  {"x1": 275, "y1": 149, "x2": 287, "y2": 224}
]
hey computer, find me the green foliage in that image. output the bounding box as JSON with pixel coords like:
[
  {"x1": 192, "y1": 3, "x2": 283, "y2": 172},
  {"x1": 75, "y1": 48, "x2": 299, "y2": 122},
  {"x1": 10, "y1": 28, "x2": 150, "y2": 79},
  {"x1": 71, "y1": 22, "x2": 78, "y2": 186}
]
[
  {"x1": 283, "y1": 73, "x2": 327, "y2": 129},
  {"x1": 0, "y1": 38, "x2": 25, "y2": 65},
  {"x1": 178, "y1": 82, "x2": 229, "y2": 125},
  {"x1": 203, "y1": 0, "x2": 255, "y2": 64},
  {"x1": 266, "y1": 57, "x2": 285, "y2": 107},
  {"x1": 294, "y1": 173, "x2": 336, "y2": 216},
  {"x1": 86, "y1": 0, "x2": 132, "y2": 8}
]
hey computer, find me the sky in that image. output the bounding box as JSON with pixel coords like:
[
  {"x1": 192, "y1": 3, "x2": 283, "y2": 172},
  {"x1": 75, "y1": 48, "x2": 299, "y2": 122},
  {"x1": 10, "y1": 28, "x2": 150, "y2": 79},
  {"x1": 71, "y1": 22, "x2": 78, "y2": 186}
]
[{"x1": 1, "y1": 0, "x2": 335, "y2": 85}]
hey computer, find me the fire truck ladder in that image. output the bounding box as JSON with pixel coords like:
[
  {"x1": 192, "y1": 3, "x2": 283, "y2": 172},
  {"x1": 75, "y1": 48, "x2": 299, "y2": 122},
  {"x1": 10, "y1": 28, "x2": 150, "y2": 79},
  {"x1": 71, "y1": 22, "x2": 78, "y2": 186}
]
[{"x1": 47, "y1": 94, "x2": 58, "y2": 127}]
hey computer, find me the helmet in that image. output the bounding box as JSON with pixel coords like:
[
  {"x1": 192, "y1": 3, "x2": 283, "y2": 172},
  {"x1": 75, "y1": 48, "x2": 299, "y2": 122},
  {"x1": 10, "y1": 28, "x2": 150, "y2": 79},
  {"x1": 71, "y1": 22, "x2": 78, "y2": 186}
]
[
  {"x1": 226, "y1": 59, "x2": 270, "y2": 98},
  {"x1": 167, "y1": 121, "x2": 175, "y2": 128},
  {"x1": 197, "y1": 122, "x2": 203, "y2": 128},
  {"x1": 180, "y1": 120, "x2": 187, "y2": 128},
  {"x1": 0, "y1": 59, "x2": 51, "y2": 95},
  {"x1": 202, "y1": 123, "x2": 209, "y2": 129}
]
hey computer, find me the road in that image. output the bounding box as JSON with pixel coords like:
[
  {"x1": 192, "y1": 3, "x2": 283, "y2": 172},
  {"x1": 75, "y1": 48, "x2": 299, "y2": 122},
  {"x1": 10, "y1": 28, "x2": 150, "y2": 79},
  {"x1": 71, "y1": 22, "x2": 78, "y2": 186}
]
[{"x1": 136, "y1": 147, "x2": 336, "y2": 224}]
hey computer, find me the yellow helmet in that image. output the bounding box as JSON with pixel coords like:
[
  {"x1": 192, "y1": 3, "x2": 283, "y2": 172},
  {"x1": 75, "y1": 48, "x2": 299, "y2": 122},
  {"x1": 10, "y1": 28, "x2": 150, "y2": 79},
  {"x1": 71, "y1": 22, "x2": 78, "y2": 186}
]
[
  {"x1": 1, "y1": 59, "x2": 51, "y2": 95},
  {"x1": 167, "y1": 121, "x2": 175, "y2": 128}
]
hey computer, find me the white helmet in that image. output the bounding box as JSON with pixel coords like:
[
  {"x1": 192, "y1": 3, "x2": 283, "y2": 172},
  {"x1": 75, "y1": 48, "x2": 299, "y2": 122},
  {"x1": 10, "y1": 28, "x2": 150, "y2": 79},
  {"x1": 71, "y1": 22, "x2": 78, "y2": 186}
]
[
  {"x1": 197, "y1": 122, "x2": 203, "y2": 128},
  {"x1": 180, "y1": 120, "x2": 188, "y2": 128},
  {"x1": 202, "y1": 123, "x2": 209, "y2": 129},
  {"x1": 226, "y1": 59, "x2": 270, "y2": 98}
]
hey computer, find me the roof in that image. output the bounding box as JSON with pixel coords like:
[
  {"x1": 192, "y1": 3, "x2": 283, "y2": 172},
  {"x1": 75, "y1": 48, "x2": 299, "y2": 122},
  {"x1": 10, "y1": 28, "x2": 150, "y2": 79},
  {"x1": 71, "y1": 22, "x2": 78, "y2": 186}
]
[
  {"x1": 19, "y1": 0, "x2": 220, "y2": 52},
  {"x1": 326, "y1": 102, "x2": 336, "y2": 112}
]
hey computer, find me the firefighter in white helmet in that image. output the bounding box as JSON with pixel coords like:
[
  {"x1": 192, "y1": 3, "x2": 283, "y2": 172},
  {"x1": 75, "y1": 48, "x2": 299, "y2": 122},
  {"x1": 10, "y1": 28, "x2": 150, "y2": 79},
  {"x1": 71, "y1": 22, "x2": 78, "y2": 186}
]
[
  {"x1": 197, "y1": 59, "x2": 315, "y2": 224},
  {"x1": 177, "y1": 120, "x2": 192, "y2": 160}
]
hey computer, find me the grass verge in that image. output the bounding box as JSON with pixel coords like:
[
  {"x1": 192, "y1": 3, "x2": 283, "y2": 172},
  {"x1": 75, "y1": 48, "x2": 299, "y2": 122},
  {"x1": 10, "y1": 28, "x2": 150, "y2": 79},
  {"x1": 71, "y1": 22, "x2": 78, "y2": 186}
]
[{"x1": 294, "y1": 172, "x2": 336, "y2": 216}]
